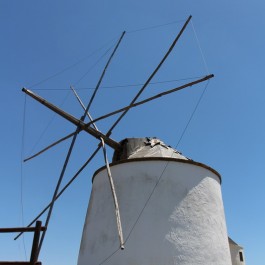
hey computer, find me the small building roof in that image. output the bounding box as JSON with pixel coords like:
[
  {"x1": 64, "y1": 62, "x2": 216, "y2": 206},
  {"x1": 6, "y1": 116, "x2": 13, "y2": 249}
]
[{"x1": 229, "y1": 237, "x2": 243, "y2": 248}]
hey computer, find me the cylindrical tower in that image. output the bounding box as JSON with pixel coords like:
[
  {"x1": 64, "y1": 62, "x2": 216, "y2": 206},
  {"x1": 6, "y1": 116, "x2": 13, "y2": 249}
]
[{"x1": 78, "y1": 138, "x2": 232, "y2": 265}]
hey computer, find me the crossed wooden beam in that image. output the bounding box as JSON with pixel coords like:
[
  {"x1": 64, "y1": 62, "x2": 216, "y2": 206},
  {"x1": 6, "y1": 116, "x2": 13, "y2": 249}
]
[
  {"x1": 22, "y1": 73, "x2": 213, "y2": 155},
  {"x1": 0, "y1": 221, "x2": 45, "y2": 265},
  {"x1": 12, "y1": 14, "x2": 214, "y2": 256}
]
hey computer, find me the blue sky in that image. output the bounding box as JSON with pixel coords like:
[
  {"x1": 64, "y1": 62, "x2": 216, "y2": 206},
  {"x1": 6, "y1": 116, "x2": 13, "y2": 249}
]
[{"x1": 0, "y1": 1, "x2": 264, "y2": 264}]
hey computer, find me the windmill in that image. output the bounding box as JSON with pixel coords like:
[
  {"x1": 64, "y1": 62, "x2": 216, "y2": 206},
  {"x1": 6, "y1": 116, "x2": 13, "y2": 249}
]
[{"x1": 0, "y1": 15, "x2": 221, "y2": 265}]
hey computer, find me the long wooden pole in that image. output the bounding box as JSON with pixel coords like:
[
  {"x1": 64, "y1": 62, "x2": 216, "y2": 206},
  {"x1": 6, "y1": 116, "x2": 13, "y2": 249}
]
[
  {"x1": 0, "y1": 227, "x2": 46, "y2": 233},
  {"x1": 17, "y1": 32, "x2": 126, "y2": 247},
  {"x1": 22, "y1": 16, "x2": 193, "y2": 162},
  {"x1": 22, "y1": 88, "x2": 120, "y2": 150},
  {"x1": 107, "y1": 15, "x2": 192, "y2": 135},
  {"x1": 23, "y1": 132, "x2": 76, "y2": 162},
  {"x1": 71, "y1": 86, "x2": 124, "y2": 249},
  {"x1": 30, "y1": 221, "x2": 42, "y2": 264},
  {"x1": 86, "y1": 74, "x2": 214, "y2": 125},
  {"x1": 15, "y1": 17, "x2": 202, "y2": 243},
  {"x1": 23, "y1": 74, "x2": 213, "y2": 163},
  {"x1": 27, "y1": 31, "x2": 126, "y2": 255},
  {"x1": 86, "y1": 31, "x2": 126, "y2": 111},
  {"x1": 15, "y1": 146, "x2": 100, "y2": 241}
]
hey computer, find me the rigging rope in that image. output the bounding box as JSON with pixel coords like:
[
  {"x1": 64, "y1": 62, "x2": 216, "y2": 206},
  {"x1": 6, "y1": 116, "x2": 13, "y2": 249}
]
[
  {"x1": 26, "y1": 42, "x2": 115, "y2": 158},
  {"x1": 84, "y1": 31, "x2": 126, "y2": 113},
  {"x1": 70, "y1": 31, "x2": 126, "y2": 249},
  {"x1": 36, "y1": 31, "x2": 126, "y2": 255},
  {"x1": 85, "y1": 80, "x2": 212, "y2": 261},
  {"x1": 26, "y1": 17, "x2": 191, "y2": 90},
  {"x1": 20, "y1": 95, "x2": 27, "y2": 260},
  {"x1": 15, "y1": 76, "x2": 212, "y2": 235},
  {"x1": 70, "y1": 84, "x2": 125, "y2": 249},
  {"x1": 15, "y1": 30, "x2": 126, "y2": 239},
  {"x1": 77, "y1": 76, "x2": 203, "y2": 90},
  {"x1": 191, "y1": 20, "x2": 210, "y2": 75},
  {"x1": 56, "y1": 17, "x2": 211, "y2": 265},
  {"x1": 107, "y1": 15, "x2": 192, "y2": 136},
  {"x1": 98, "y1": 247, "x2": 120, "y2": 265},
  {"x1": 17, "y1": 18, "x2": 193, "y2": 241},
  {"x1": 26, "y1": 91, "x2": 71, "y2": 158},
  {"x1": 28, "y1": 35, "x2": 120, "y2": 89},
  {"x1": 123, "y1": 79, "x2": 211, "y2": 246},
  {"x1": 83, "y1": 17, "x2": 197, "y2": 264},
  {"x1": 176, "y1": 80, "x2": 210, "y2": 147},
  {"x1": 14, "y1": 146, "x2": 101, "y2": 241},
  {"x1": 94, "y1": 80, "x2": 208, "y2": 265},
  {"x1": 31, "y1": 76, "x2": 203, "y2": 91},
  {"x1": 17, "y1": 16, "x2": 212, "y2": 262},
  {"x1": 107, "y1": 20, "x2": 212, "y2": 250},
  {"x1": 22, "y1": 75, "x2": 212, "y2": 163},
  {"x1": 127, "y1": 19, "x2": 185, "y2": 33},
  {"x1": 73, "y1": 45, "x2": 114, "y2": 86},
  {"x1": 37, "y1": 121, "x2": 81, "y2": 255}
]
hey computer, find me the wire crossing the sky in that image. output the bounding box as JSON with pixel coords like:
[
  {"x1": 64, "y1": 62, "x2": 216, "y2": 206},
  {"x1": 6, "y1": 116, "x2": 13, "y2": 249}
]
[{"x1": 16, "y1": 16, "x2": 214, "y2": 263}]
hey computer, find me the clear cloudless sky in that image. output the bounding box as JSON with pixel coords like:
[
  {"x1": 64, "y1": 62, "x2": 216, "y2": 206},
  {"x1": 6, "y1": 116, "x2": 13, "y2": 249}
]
[{"x1": 0, "y1": 1, "x2": 264, "y2": 264}]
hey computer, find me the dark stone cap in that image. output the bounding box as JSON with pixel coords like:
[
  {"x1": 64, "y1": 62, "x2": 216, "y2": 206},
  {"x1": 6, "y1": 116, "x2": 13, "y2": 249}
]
[{"x1": 112, "y1": 137, "x2": 189, "y2": 162}]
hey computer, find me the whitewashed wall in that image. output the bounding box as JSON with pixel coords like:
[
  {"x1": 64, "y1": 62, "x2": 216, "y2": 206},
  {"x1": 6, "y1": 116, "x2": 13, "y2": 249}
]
[
  {"x1": 229, "y1": 241, "x2": 246, "y2": 265},
  {"x1": 78, "y1": 159, "x2": 232, "y2": 265}
]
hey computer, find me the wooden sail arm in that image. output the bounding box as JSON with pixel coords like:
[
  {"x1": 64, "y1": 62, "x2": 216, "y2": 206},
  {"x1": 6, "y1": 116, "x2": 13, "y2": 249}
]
[
  {"x1": 105, "y1": 15, "x2": 193, "y2": 135},
  {"x1": 71, "y1": 86, "x2": 125, "y2": 249},
  {"x1": 86, "y1": 74, "x2": 214, "y2": 125},
  {"x1": 22, "y1": 88, "x2": 121, "y2": 150},
  {"x1": 23, "y1": 74, "x2": 214, "y2": 163}
]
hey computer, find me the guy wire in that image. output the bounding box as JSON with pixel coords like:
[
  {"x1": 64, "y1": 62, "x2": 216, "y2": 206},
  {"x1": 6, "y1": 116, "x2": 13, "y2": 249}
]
[
  {"x1": 176, "y1": 80, "x2": 210, "y2": 148},
  {"x1": 73, "y1": 45, "x2": 114, "y2": 86},
  {"x1": 20, "y1": 94, "x2": 27, "y2": 259},
  {"x1": 28, "y1": 34, "x2": 120, "y2": 89},
  {"x1": 26, "y1": 42, "x2": 114, "y2": 157},
  {"x1": 98, "y1": 247, "x2": 120, "y2": 265},
  {"x1": 191, "y1": 20, "x2": 210, "y2": 75},
  {"x1": 32, "y1": 76, "x2": 203, "y2": 91},
  {"x1": 124, "y1": 79, "x2": 211, "y2": 244},
  {"x1": 26, "y1": 90, "x2": 71, "y2": 158},
  {"x1": 127, "y1": 19, "x2": 185, "y2": 33}
]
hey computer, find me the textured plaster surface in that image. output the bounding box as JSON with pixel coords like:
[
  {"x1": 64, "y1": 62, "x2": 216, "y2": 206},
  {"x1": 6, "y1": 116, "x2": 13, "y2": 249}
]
[{"x1": 78, "y1": 160, "x2": 232, "y2": 265}]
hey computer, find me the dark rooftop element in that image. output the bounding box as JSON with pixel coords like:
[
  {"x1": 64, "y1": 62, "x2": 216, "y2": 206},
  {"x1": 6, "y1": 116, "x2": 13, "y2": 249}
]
[{"x1": 112, "y1": 137, "x2": 189, "y2": 162}]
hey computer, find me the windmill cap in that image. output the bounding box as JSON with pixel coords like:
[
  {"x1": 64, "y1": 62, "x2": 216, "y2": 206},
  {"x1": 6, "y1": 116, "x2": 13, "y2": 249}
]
[{"x1": 112, "y1": 137, "x2": 190, "y2": 162}]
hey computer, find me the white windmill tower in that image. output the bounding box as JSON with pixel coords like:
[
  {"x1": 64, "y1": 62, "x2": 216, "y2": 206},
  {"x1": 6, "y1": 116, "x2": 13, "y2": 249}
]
[
  {"x1": 0, "y1": 15, "x2": 240, "y2": 265},
  {"x1": 77, "y1": 137, "x2": 232, "y2": 265}
]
